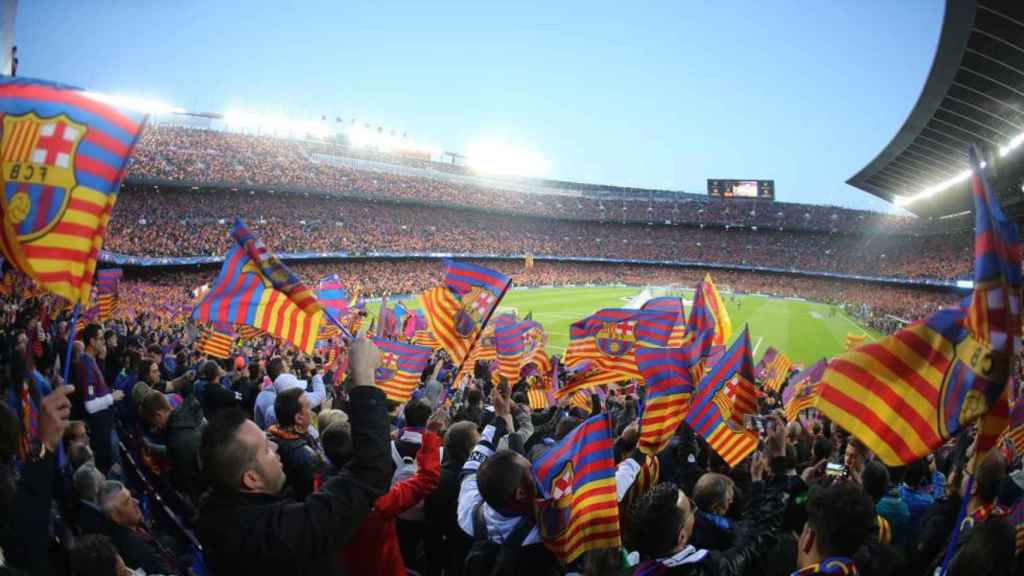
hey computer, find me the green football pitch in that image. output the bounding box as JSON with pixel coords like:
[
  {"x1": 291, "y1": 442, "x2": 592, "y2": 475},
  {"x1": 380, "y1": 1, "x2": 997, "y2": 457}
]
[{"x1": 369, "y1": 286, "x2": 883, "y2": 366}]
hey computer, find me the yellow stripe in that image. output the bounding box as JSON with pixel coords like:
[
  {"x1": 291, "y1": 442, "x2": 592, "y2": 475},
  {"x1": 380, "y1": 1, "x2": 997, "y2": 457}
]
[{"x1": 816, "y1": 392, "x2": 901, "y2": 465}]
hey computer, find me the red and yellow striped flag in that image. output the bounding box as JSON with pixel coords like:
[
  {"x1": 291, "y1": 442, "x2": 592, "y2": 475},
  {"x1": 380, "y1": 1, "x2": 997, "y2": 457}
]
[
  {"x1": 419, "y1": 261, "x2": 510, "y2": 367},
  {"x1": 0, "y1": 80, "x2": 146, "y2": 305},
  {"x1": 196, "y1": 325, "x2": 234, "y2": 360},
  {"x1": 755, "y1": 347, "x2": 793, "y2": 393}
]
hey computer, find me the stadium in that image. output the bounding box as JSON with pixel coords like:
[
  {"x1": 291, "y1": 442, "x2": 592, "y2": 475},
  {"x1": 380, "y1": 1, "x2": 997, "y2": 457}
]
[{"x1": 4, "y1": 1, "x2": 1024, "y2": 575}]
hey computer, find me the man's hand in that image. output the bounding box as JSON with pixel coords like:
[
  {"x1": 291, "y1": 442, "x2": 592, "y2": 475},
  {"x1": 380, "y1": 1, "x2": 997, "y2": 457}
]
[
  {"x1": 39, "y1": 382, "x2": 74, "y2": 451},
  {"x1": 349, "y1": 335, "x2": 381, "y2": 388},
  {"x1": 750, "y1": 452, "x2": 768, "y2": 482},
  {"x1": 427, "y1": 409, "x2": 449, "y2": 435},
  {"x1": 764, "y1": 415, "x2": 786, "y2": 459},
  {"x1": 112, "y1": 389, "x2": 125, "y2": 402}
]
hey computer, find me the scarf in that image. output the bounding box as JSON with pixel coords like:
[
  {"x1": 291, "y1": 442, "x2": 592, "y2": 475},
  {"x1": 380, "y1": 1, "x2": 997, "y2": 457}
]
[{"x1": 634, "y1": 546, "x2": 709, "y2": 575}]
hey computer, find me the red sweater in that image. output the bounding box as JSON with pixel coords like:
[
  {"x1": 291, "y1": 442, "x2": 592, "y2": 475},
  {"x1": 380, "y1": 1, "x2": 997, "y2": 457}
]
[{"x1": 338, "y1": 430, "x2": 441, "y2": 576}]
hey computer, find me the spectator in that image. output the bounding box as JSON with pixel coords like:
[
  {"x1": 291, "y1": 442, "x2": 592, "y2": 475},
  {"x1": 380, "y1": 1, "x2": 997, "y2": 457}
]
[
  {"x1": 68, "y1": 534, "x2": 133, "y2": 576},
  {"x1": 140, "y1": 386, "x2": 206, "y2": 497},
  {"x1": 194, "y1": 336, "x2": 391, "y2": 576},
  {"x1": 425, "y1": 420, "x2": 480, "y2": 576},
  {"x1": 794, "y1": 483, "x2": 876, "y2": 574},
  {"x1": 75, "y1": 324, "x2": 124, "y2": 473},
  {"x1": 861, "y1": 460, "x2": 911, "y2": 550},
  {"x1": 689, "y1": 473, "x2": 736, "y2": 551},
  {"x1": 266, "y1": 387, "x2": 326, "y2": 500},
  {"x1": 73, "y1": 463, "x2": 108, "y2": 536},
  {"x1": 97, "y1": 480, "x2": 178, "y2": 575}
]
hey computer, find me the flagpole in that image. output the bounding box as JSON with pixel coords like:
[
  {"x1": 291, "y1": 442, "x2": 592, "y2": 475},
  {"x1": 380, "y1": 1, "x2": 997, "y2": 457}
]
[
  {"x1": 938, "y1": 474, "x2": 973, "y2": 575},
  {"x1": 62, "y1": 303, "x2": 80, "y2": 383}
]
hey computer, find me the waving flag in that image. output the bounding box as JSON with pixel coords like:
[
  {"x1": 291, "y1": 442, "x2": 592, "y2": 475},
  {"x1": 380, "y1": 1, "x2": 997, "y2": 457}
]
[
  {"x1": 95, "y1": 268, "x2": 123, "y2": 321},
  {"x1": 196, "y1": 324, "x2": 234, "y2": 359},
  {"x1": 532, "y1": 413, "x2": 620, "y2": 563},
  {"x1": 700, "y1": 275, "x2": 733, "y2": 347},
  {"x1": 494, "y1": 318, "x2": 533, "y2": 385},
  {"x1": 756, "y1": 347, "x2": 793, "y2": 393},
  {"x1": 420, "y1": 260, "x2": 510, "y2": 368},
  {"x1": 371, "y1": 337, "x2": 432, "y2": 402},
  {"x1": 413, "y1": 329, "x2": 440, "y2": 349},
  {"x1": 1007, "y1": 396, "x2": 1024, "y2": 459},
  {"x1": 818, "y1": 147, "x2": 1020, "y2": 466},
  {"x1": 193, "y1": 221, "x2": 324, "y2": 353},
  {"x1": 563, "y1": 308, "x2": 677, "y2": 388},
  {"x1": 235, "y1": 324, "x2": 263, "y2": 340},
  {"x1": 684, "y1": 328, "x2": 758, "y2": 467},
  {"x1": 783, "y1": 359, "x2": 827, "y2": 422},
  {"x1": 685, "y1": 283, "x2": 720, "y2": 376},
  {"x1": 316, "y1": 274, "x2": 349, "y2": 321},
  {"x1": 642, "y1": 296, "x2": 687, "y2": 347},
  {"x1": 74, "y1": 303, "x2": 99, "y2": 333},
  {"x1": 634, "y1": 336, "x2": 711, "y2": 455},
  {"x1": 0, "y1": 78, "x2": 146, "y2": 305}
]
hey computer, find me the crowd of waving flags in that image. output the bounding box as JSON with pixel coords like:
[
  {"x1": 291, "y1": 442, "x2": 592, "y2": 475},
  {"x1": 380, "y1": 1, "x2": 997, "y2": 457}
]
[{"x1": 7, "y1": 81, "x2": 1023, "y2": 566}]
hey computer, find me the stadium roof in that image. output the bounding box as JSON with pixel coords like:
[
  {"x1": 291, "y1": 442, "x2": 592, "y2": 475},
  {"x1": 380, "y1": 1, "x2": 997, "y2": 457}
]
[{"x1": 847, "y1": 0, "x2": 1024, "y2": 220}]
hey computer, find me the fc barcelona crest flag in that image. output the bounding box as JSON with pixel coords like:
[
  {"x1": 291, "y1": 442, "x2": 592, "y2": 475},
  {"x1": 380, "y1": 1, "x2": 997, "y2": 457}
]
[
  {"x1": 419, "y1": 260, "x2": 511, "y2": 367},
  {"x1": 0, "y1": 78, "x2": 146, "y2": 305}
]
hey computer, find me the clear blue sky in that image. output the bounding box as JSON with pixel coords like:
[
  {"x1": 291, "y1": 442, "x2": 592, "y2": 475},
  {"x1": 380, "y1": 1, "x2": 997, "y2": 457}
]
[{"x1": 17, "y1": 1, "x2": 942, "y2": 212}]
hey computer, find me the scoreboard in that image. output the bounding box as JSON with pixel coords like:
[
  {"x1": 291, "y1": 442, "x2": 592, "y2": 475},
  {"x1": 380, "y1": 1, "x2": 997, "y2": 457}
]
[{"x1": 707, "y1": 179, "x2": 775, "y2": 200}]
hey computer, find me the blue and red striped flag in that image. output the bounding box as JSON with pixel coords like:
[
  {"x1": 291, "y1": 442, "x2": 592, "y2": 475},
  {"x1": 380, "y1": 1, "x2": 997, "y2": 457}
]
[
  {"x1": 563, "y1": 308, "x2": 678, "y2": 390},
  {"x1": 371, "y1": 337, "x2": 432, "y2": 402},
  {"x1": 494, "y1": 318, "x2": 534, "y2": 385},
  {"x1": 634, "y1": 333, "x2": 714, "y2": 455},
  {"x1": 642, "y1": 296, "x2": 687, "y2": 347},
  {"x1": 419, "y1": 260, "x2": 510, "y2": 367},
  {"x1": 316, "y1": 274, "x2": 349, "y2": 322},
  {"x1": 0, "y1": 78, "x2": 146, "y2": 305},
  {"x1": 684, "y1": 327, "x2": 759, "y2": 467},
  {"x1": 95, "y1": 268, "x2": 122, "y2": 295},
  {"x1": 817, "y1": 146, "x2": 1020, "y2": 466},
  {"x1": 193, "y1": 223, "x2": 324, "y2": 353},
  {"x1": 532, "y1": 413, "x2": 620, "y2": 563}
]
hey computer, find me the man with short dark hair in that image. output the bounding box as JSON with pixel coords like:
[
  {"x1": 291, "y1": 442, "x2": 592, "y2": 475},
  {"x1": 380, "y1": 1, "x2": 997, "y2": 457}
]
[
  {"x1": 425, "y1": 420, "x2": 479, "y2": 576},
  {"x1": 75, "y1": 324, "x2": 124, "y2": 473},
  {"x1": 195, "y1": 336, "x2": 392, "y2": 576},
  {"x1": 457, "y1": 385, "x2": 557, "y2": 574},
  {"x1": 68, "y1": 534, "x2": 133, "y2": 576},
  {"x1": 140, "y1": 382, "x2": 206, "y2": 497},
  {"x1": 628, "y1": 417, "x2": 788, "y2": 575},
  {"x1": 794, "y1": 482, "x2": 876, "y2": 574},
  {"x1": 97, "y1": 480, "x2": 179, "y2": 575},
  {"x1": 196, "y1": 359, "x2": 240, "y2": 418},
  {"x1": 266, "y1": 387, "x2": 325, "y2": 500}
]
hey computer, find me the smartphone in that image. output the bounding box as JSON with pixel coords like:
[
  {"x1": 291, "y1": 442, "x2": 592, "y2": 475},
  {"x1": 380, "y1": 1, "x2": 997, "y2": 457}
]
[{"x1": 825, "y1": 463, "x2": 846, "y2": 477}]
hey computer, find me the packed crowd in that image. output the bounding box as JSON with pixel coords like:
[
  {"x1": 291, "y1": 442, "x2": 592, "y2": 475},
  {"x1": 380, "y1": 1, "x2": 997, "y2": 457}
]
[
  {"x1": 125, "y1": 125, "x2": 925, "y2": 234},
  {"x1": 105, "y1": 186, "x2": 973, "y2": 281},
  {"x1": 0, "y1": 267, "x2": 1016, "y2": 576},
  {"x1": 108, "y1": 260, "x2": 959, "y2": 331}
]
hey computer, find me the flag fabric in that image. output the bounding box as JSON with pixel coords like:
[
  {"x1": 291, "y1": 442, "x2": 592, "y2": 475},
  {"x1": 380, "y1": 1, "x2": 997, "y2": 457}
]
[
  {"x1": 642, "y1": 296, "x2": 687, "y2": 346},
  {"x1": 700, "y1": 275, "x2": 733, "y2": 347},
  {"x1": 494, "y1": 318, "x2": 533, "y2": 385},
  {"x1": 235, "y1": 324, "x2": 263, "y2": 340},
  {"x1": 413, "y1": 329, "x2": 440, "y2": 349},
  {"x1": 845, "y1": 332, "x2": 868, "y2": 350},
  {"x1": 317, "y1": 322, "x2": 341, "y2": 341},
  {"x1": 685, "y1": 283, "x2": 721, "y2": 378},
  {"x1": 634, "y1": 342, "x2": 702, "y2": 455},
  {"x1": 1007, "y1": 496, "x2": 1024, "y2": 555},
  {"x1": 817, "y1": 147, "x2": 1020, "y2": 466},
  {"x1": 192, "y1": 221, "x2": 324, "y2": 353},
  {"x1": 1007, "y1": 397, "x2": 1024, "y2": 460},
  {"x1": 684, "y1": 328, "x2": 759, "y2": 467},
  {"x1": 315, "y1": 274, "x2": 349, "y2": 322},
  {"x1": 94, "y1": 268, "x2": 122, "y2": 294},
  {"x1": 527, "y1": 387, "x2": 556, "y2": 410},
  {"x1": 74, "y1": 303, "x2": 99, "y2": 333},
  {"x1": 97, "y1": 293, "x2": 117, "y2": 321},
  {"x1": 755, "y1": 347, "x2": 793, "y2": 393},
  {"x1": 371, "y1": 337, "x2": 432, "y2": 402},
  {"x1": 783, "y1": 359, "x2": 828, "y2": 422},
  {"x1": 532, "y1": 413, "x2": 620, "y2": 563},
  {"x1": 419, "y1": 260, "x2": 511, "y2": 367},
  {"x1": 563, "y1": 308, "x2": 677, "y2": 389},
  {"x1": 0, "y1": 78, "x2": 146, "y2": 305},
  {"x1": 196, "y1": 324, "x2": 234, "y2": 359}
]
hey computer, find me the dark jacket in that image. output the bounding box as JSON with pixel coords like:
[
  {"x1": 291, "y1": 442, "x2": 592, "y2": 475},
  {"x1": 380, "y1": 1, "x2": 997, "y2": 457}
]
[
  {"x1": 107, "y1": 523, "x2": 178, "y2": 575},
  {"x1": 200, "y1": 378, "x2": 240, "y2": 419},
  {"x1": 196, "y1": 386, "x2": 391, "y2": 576},
  {"x1": 76, "y1": 500, "x2": 108, "y2": 536},
  {"x1": 633, "y1": 475, "x2": 787, "y2": 576},
  {"x1": 268, "y1": 425, "x2": 326, "y2": 501},
  {"x1": 166, "y1": 394, "x2": 205, "y2": 496},
  {"x1": 0, "y1": 451, "x2": 55, "y2": 575},
  {"x1": 424, "y1": 457, "x2": 472, "y2": 576},
  {"x1": 690, "y1": 511, "x2": 736, "y2": 551}
]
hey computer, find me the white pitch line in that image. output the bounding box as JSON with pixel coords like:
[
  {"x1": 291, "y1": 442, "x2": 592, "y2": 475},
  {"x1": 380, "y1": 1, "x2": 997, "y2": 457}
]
[
  {"x1": 839, "y1": 314, "x2": 876, "y2": 341},
  {"x1": 752, "y1": 336, "x2": 763, "y2": 357}
]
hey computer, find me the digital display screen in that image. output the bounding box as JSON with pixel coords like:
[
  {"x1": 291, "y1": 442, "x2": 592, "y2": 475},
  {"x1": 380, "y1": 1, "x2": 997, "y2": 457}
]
[{"x1": 707, "y1": 179, "x2": 775, "y2": 200}]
